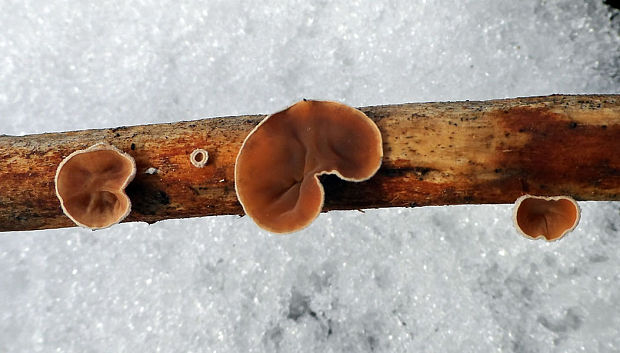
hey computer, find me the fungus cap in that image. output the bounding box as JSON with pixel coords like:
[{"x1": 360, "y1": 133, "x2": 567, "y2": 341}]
[
  {"x1": 55, "y1": 143, "x2": 137, "y2": 229},
  {"x1": 513, "y1": 194, "x2": 580, "y2": 241},
  {"x1": 235, "y1": 100, "x2": 383, "y2": 233}
]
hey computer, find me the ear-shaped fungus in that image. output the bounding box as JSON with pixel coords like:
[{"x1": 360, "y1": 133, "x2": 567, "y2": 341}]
[
  {"x1": 235, "y1": 100, "x2": 383, "y2": 233},
  {"x1": 55, "y1": 143, "x2": 136, "y2": 229},
  {"x1": 513, "y1": 195, "x2": 580, "y2": 241}
]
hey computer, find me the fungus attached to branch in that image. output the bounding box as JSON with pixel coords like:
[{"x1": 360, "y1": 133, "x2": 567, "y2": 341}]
[
  {"x1": 190, "y1": 149, "x2": 209, "y2": 168},
  {"x1": 55, "y1": 143, "x2": 136, "y2": 229},
  {"x1": 513, "y1": 195, "x2": 581, "y2": 241},
  {"x1": 235, "y1": 100, "x2": 383, "y2": 233}
]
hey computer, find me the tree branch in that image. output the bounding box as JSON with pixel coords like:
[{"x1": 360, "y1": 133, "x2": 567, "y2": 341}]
[{"x1": 1, "y1": 94, "x2": 618, "y2": 232}]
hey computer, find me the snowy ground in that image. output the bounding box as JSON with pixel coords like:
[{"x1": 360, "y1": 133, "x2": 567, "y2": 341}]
[{"x1": 1, "y1": 0, "x2": 619, "y2": 352}]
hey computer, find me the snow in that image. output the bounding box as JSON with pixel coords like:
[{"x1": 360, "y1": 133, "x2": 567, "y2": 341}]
[{"x1": 1, "y1": 0, "x2": 619, "y2": 352}]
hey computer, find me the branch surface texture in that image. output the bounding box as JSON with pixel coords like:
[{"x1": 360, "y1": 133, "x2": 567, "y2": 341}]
[{"x1": 0, "y1": 95, "x2": 618, "y2": 232}]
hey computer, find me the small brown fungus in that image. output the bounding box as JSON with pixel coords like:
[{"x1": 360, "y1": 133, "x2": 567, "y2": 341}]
[
  {"x1": 235, "y1": 100, "x2": 383, "y2": 233},
  {"x1": 55, "y1": 143, "x2": 137, "y2": 229},
  {"x1": 190, "y1": 148, "x2": 209, "y2": 168},
  {"x1": 513, "y1": 195, "x2": 580, "y2": 241}
]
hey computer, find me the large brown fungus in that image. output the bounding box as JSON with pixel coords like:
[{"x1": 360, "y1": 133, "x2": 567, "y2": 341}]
[
  {"x1": 235, "y1": 100, "x2": 383, "y2": 233},
  {"x1": 55, "y1": 143, "x2": 136, "y2": 229},
  {"x1": 513, "y1": 195, "x2": 580, "y2": 241}
]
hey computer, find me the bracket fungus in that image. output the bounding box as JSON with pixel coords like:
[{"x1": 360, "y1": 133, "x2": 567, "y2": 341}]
[
  {"x1": 513, "y1": 195, "x2": 580, "y2": 241},
  {"x1": 55, "y1": 143, "x2": 137, "y2": 229},
  {"x1": 235, "y1": 100, "x2": 383, "y2": 233}
]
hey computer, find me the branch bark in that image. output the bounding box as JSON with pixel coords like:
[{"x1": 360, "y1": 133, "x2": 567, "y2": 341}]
[{"x1": 1, "y1": 94, "x2": 618, "y2": 232}]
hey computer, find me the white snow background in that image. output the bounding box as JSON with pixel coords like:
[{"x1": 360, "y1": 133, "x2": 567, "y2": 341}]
[{"x1": 1, "y1": 0, "x2": 619, "y2": 352}]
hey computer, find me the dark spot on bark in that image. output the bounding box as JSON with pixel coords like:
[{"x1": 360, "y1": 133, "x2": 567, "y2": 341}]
[
  {"x1": 364, "y1": 110, "x2": 387, "y2": 121},
  {"x1": 125, "y1": 180, "x2": 171, "y2": 216},
  {"x1": 130, "y1": 143, "x2": 136, "y2": 150},
  {"x1": 379, "y1": 166, "x2": 435, "y2": 177},
  {"x1": 188, "y1": 186, "x2": 200, "y2": 195},
  {"x1": 158, "y1": 191, "x2": 170, "y2": 204},
  {"x1": 520, "y1": 179, "x2": 530, "y2": 193},
  {"x1": 569, "y1": 122, "x2": 578, "y2": 129}
]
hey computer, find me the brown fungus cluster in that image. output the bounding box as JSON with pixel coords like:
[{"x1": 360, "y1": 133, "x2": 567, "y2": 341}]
[
  {"x1": 55, "y1": 143, "x2": 136, "y2": 229},
  {"x1": 235, "y1": 100, "x2": 383, "y2": 233}
]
